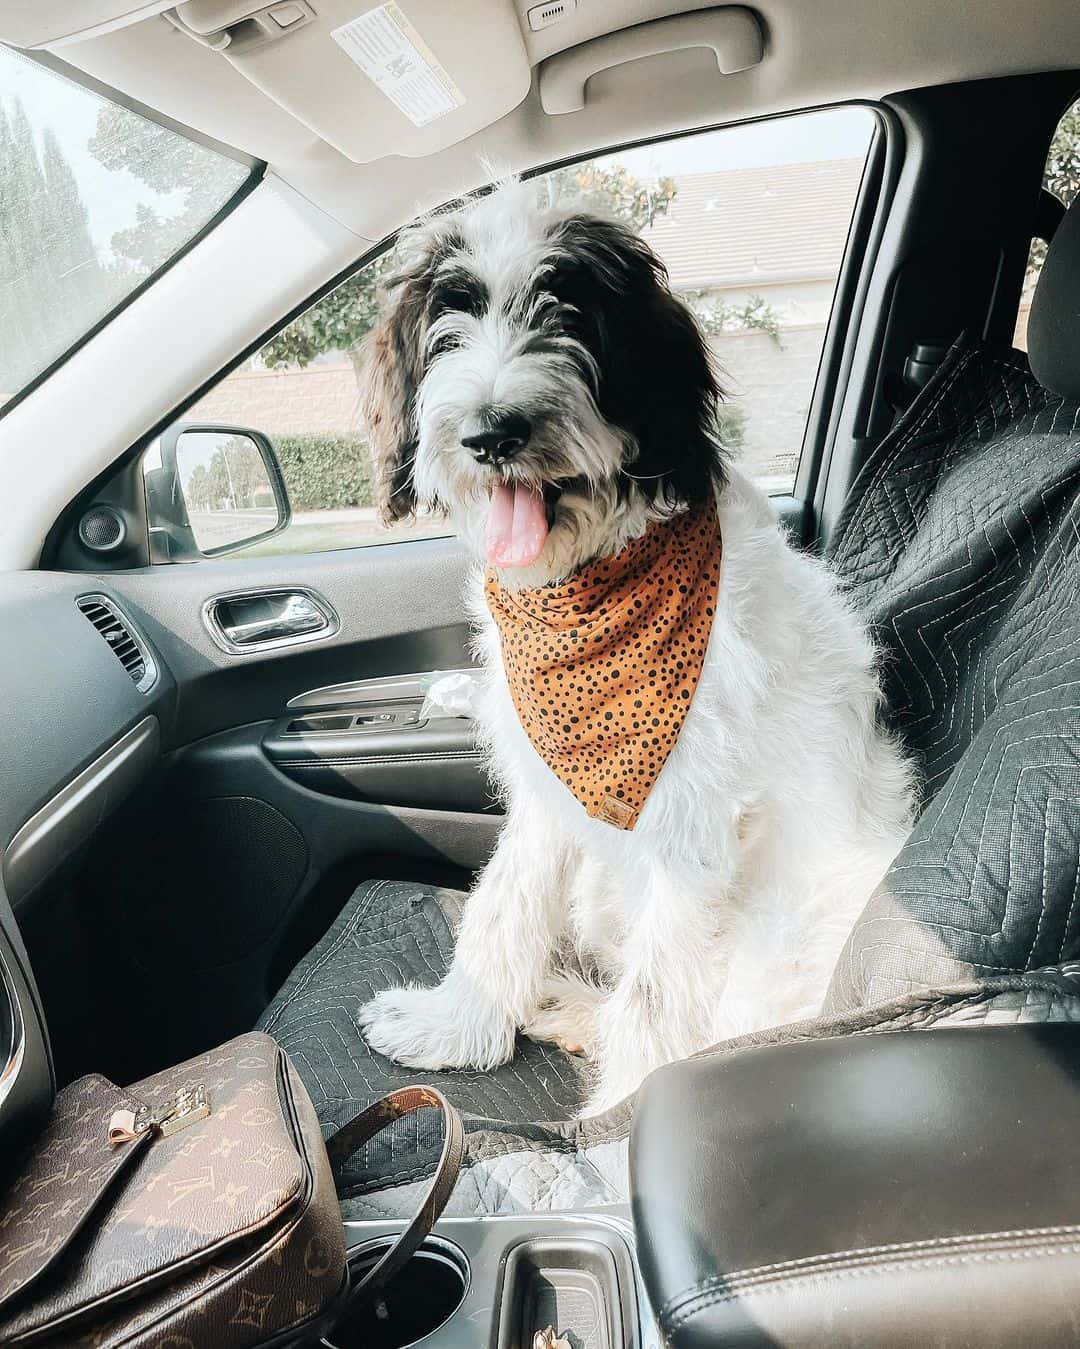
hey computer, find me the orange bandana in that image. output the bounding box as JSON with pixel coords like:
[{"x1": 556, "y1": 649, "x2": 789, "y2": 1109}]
[{"x1": 485, "y1": 503, "x2": 722, "y2": 830}]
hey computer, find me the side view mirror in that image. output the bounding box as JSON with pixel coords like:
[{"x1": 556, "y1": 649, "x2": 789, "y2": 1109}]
[{"x1": 144, "y1": 422, "x2": 291, "y2": 562}]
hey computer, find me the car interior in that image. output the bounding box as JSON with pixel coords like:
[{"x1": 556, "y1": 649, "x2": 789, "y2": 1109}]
[{"x1": 5, "y1": 1, "x2": 1080, "y2": 1345}]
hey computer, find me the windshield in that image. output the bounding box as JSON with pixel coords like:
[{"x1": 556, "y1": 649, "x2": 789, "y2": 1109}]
[{"x1": 0, "y1": 47, "x2": 252, "y2": 416}]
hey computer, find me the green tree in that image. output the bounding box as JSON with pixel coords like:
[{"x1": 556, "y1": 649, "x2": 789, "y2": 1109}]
[
  {"x1": 1, "y1": 100, "x2": 51, "y2": 370},
  {"x1": 0, "y1": 98, "x2": 113, "y2": 394},
  {"x1": 206, "y1": 448, "x2": 232, "y2": 509},
  {"x1": 41, "y1": 126, "x2": 115, "y2": 327},
  {"x1": 539, "y1": 161, "x2": 677, "y2": 231},
  {"x1": 258, "y1": 161, "x2": 680, "y2": 381},
  {"x1": 88, "y1": 105, "x2": 231, "y2": 274},
  {"x1": 1043, "y1": 102, "x2": 1080, "y2": 210},
  {"x1": 1027, "y1": 101, "x2": 1080, "y2": 289},
  {"x1": 260, "y1": 261, "x2": 388, "y2": 382},
  {"x1": 186, "y1": 462, "x2": 211, "y2": 512},
  {"x1": 219, "y1": 434, "x2": 265, "y2": 507},
  {"x1": 687, "y1": 290, "x2": 782, "y2": 343}
]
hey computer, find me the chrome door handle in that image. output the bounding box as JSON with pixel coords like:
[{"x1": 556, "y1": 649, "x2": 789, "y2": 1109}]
[
  {"x1": 203, "y1": 587, "x2": 338, "y2": 654},
  {"x1": 223, "y1": 594, "x2": 324, "y2": 644}
]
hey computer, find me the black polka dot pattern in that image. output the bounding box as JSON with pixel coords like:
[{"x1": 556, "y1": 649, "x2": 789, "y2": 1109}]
[{"x1": 485, "y1": 503, "x2": 723, "y2": 830}]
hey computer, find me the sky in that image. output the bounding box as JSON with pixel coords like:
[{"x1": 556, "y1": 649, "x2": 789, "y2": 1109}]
[{"x1": 598, "y1": 106, "x2": 874, "y2": 177}]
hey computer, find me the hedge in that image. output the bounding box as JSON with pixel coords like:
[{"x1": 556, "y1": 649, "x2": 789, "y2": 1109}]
[
  {"x1": 270, "y1": 412, "x2": 745, "y2": 513},
  {"x1": 270, "y1": 432, "x2": 374, "y2": 511}
]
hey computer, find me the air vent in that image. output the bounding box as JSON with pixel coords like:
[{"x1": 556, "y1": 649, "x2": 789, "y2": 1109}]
[
  {"x1": 528, "y1": 0, "x2": 577, "y2": 30},
  {"x1": 76, "y1": 595, "x2": 157, "y2": 694}
]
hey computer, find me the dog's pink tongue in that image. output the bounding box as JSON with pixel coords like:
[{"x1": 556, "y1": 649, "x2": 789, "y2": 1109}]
[{"x1": 486, "y1": 482, "x2": 548, "y2": 567}]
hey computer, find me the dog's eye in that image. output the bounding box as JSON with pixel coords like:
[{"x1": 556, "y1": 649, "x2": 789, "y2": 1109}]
[
  {"x1": 429, "y1": 331, "x2": 462, "y2": 358},
  {"x1": 429, "y1": 275, "x2": 488, "y2": 319}
]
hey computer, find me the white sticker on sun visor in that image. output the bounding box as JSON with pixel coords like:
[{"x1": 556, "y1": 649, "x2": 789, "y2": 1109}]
[{"x1": 331, "y1": 3, "x2": 465, "y2": 128}]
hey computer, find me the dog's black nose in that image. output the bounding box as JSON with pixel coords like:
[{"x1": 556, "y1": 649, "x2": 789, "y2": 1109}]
[{"x1": 461, "y1": 414, "x2": 532, "y2": 464}]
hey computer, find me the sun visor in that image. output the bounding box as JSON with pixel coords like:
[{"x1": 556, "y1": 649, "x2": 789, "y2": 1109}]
[
  {"x1": 0, "y1": 1, "x2": 177, "y2": 49},
  {"x1": 170, "y1": 0, "x2": 531, "y2": 163}
]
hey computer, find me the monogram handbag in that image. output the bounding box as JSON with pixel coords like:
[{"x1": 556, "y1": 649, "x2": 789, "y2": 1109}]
[{"x1": 0, "y1": 1031, "x2": 463, "y2": 1348}]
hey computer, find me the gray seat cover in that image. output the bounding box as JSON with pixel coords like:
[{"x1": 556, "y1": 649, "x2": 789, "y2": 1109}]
[
  {"x1": 257, "y1": 879, "x2": 632, "y2": 1208},
  {"x1": 826, "y1": 338, "x2": 1080, "y2": 1009}
]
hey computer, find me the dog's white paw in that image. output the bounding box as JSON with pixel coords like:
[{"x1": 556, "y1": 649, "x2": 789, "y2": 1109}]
[{"x1": 357, "y1": 984, "x2": 515, "y2": 1071}]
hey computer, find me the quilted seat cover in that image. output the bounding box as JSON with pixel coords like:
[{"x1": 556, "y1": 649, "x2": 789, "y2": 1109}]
[{"x1": 826, "y1": 338, "x2": 1080, "y2": 1009}]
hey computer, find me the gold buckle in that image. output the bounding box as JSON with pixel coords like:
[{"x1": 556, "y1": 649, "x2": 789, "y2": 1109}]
[{"x1": 134, "y1": 1084, "x2": 210, "y2": 1138}]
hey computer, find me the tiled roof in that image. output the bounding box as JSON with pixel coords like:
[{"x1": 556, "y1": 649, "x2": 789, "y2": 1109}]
[{"x1": 642, "y1": 157, "x2": 866, "y2": 291}]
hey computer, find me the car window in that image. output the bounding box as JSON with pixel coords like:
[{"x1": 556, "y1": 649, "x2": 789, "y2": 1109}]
[
  {"x1": 164, "y1": 106, "x2": 874, "y2": 561},
  {"x1": 1014, "y1": 98, "x2": 1080, "y2": 351},
  {"x1": 0, "y1": 47, "x2": 251, "y2": 416}
]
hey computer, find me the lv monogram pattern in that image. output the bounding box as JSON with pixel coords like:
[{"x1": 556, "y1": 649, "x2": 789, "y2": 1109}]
[
  {"x1": 0, "y1": 1033, "x2": 345, "y2": 1348},
  {"x1": 0, "y1": 1075, "x2": 150, "y2": 1310}
]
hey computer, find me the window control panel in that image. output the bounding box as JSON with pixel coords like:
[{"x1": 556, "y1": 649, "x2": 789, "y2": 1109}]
[{"x1": 284, "y1": 703, "x2": 423, "y2": 735}]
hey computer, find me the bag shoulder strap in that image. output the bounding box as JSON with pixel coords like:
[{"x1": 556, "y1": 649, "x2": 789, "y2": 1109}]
[{"x1": 324, "y1": 1085, "x2": 465, "y2": 1298}]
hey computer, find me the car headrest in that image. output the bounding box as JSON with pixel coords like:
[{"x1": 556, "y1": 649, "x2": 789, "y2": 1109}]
[{"x1": 1028, "y1": 193, "x2": 1080, "y2": 399}]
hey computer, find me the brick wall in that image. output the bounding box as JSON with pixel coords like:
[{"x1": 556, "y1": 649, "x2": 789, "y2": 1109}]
[{"x1": 189, "y1": 362, "x2": 363, "y2": 435}]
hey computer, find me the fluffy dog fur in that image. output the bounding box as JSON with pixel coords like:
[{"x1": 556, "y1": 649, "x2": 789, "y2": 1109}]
[{"x1": 357, "y1": 181, "x2": 915, "y2": 1114}]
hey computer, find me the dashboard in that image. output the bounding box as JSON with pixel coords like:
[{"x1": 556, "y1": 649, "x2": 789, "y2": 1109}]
[{"x1": 0, "y1": 572, "x2": 176, "y2": 1158}]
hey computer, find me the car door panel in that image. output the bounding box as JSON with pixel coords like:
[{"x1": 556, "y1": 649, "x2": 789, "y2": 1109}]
[
  {"x1": 78, "y1": 715, "x2": 500, "y2": 1077},
  {"x1": 48, "y1": 536, "x2": 503, "y2": 1080},
  {"x1": 262, "y1": 711, "x2": 493, "y2": 812},
  {"x1": 105, "y1": 535, "x2": 477, "y2": 745}
]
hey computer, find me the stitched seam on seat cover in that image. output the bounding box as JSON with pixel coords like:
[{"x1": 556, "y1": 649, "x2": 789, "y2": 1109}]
[
  {"x1": 666, "y1": 1221, "x2": 1080, "y2": 1294},
  {"x1": 662, "y1": 1231, "x2": 1080, "y2": 1330}
]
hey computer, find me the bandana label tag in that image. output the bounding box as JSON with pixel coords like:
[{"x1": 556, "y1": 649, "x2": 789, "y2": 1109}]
[{"x1": 598, "y1": 797, "x2": 636, "y2": 829}]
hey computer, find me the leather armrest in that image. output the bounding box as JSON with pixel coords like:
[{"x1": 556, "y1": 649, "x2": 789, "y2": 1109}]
[{"x1": 630, "y1": 1024, "x2": 1080, "y2": 1348}]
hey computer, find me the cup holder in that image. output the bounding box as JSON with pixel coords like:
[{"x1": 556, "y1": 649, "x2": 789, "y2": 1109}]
[{"x1": 322, "y1": 1236, "x2": 470, "y2": 1349}]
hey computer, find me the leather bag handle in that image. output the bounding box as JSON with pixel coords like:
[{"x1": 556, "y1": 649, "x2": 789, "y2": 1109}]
[{"x1": 324, "y1": 1085, "x2": 465, "y2": 1299}]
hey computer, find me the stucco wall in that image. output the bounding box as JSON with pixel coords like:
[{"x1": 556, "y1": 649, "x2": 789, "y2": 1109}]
[{"x1": 712, "y1": 323, "x2": 828, "y2": 483}]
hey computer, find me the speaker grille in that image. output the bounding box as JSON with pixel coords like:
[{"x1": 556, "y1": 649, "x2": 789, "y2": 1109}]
[
  {"x1": 79, "y1": 506, "x2": 125, "y2": 552},
  {"x1": 134, "y1": 798, "x2": 308, "y2": 967}
]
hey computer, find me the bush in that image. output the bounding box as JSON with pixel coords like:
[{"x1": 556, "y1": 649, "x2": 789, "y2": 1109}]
[
  {"x1": 270, "y1": 432, "x2": 373, "y2": 511},
  {"x1": 716, "y1": 401, "x2": 747, "y2": 453}
]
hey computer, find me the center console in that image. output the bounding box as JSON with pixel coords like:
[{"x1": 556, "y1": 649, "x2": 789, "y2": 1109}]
[
  {"x1": 326, "y1": 1210, "x2": 652, "y2": 1349},
  {"x1": 323, "y1": 1023, "x2": 1080, "y2": 1349}
]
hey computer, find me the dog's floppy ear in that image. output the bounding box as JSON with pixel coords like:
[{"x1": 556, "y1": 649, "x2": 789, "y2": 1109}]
[
  {"x1": 550, "y1": 213, "x2": 727, "y2": 508},
  {"x1": 362, "y1": 268, "x2": 428, "y2": 523}
]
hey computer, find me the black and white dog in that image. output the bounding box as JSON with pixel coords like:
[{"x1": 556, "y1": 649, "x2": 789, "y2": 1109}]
[{"x1": 358, "y1": 181, "x2": 914, "y2": 1113}]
